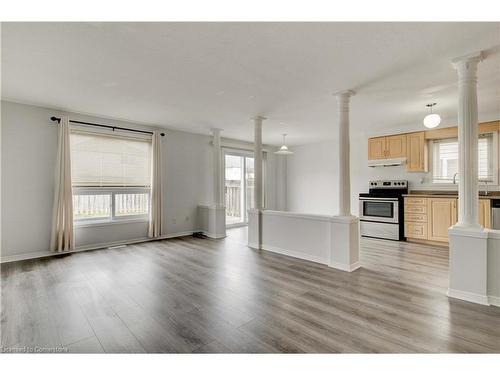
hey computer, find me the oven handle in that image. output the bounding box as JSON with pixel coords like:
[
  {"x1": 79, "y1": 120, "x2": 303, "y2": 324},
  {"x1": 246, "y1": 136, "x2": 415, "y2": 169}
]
[{"x1": 359, "y1": 197, "x2": 399, "y2": 201}]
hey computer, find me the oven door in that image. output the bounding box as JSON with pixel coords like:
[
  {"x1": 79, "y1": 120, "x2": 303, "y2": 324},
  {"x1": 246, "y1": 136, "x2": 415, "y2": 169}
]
[{"x1": 359, "y1": 197, "x2": 399, "y2": 224}]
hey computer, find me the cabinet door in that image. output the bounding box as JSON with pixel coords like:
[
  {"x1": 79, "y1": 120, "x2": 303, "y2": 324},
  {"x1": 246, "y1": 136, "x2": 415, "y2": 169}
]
[
  {"x1": 479, "y1": 199, "x2": 491, "y2": 229},
  {"x1": 386, "y1": 135, "x2": 407, "y2": 158},
  {"x1": 427, "y1": 198, "x2": 457, "y2": 242},
  {"x1": 406, "y1": 132, "x2": 428, "y2": 172},
  {"x1": 368, "y1": 137, "x2": 386, "y2": 160}
]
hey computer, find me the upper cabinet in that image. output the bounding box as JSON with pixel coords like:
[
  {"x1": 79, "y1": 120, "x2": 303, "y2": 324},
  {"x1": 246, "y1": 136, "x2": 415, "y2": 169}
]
[
  {"x1": 386, "y1": 135, "x2": 407, "y2": 158},
  {"x1": 368, "y1": 137, "x2": 386, "y2": 159},
  {"x1": 406, "y1": 132, "x2": 428, "y2": 172},
  {"x1": 368, "y1": 135, "x2": 406, "y2": 160},
  {"x1": 367, "y1": 132, "x2": 425, "y2": 172}
]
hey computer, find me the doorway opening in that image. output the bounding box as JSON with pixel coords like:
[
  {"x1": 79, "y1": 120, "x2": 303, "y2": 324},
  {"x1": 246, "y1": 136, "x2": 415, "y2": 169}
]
[{"x1": 224, "y1": 152, "x2": 255, "y2": 227}]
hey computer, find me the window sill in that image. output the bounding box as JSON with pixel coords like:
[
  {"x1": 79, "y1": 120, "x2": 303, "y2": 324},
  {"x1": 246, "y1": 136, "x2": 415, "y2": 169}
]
[{"x1": 74, "y1": 218, "x2": 149, "y2": 229}]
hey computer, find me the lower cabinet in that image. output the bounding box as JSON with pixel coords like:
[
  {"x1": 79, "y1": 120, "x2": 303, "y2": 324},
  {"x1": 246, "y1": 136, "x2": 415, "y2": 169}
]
[
  {"x1": 404, "y1": 222, "x2": 427, "y2": 240},
  {"x1": 479, "y1": 199, "x2": 491, "y2": 229},
  {"x1": 404, "y1": 196, "x2": 491, "y2": 244},
  {"x1": 427, "y1": 198, "x2": 457, "y2": 242}
]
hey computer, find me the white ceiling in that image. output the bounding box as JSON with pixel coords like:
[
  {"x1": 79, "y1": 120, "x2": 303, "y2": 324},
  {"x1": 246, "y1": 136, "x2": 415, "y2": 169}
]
[{"x1": 1, "y1": 22, "x2": 499, "y2": 145}]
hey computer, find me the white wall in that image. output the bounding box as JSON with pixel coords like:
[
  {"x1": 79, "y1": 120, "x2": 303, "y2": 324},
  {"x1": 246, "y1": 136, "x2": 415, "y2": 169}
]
[
  {"x1": 286, "y1": 141, "x2": 339, "y2": 215},
  {"x1": 1, "y1": 101, "x2": 281, "y2": 260},
  {"x1": 487, "y1": 234, "x2": 500, "y2": 305}
]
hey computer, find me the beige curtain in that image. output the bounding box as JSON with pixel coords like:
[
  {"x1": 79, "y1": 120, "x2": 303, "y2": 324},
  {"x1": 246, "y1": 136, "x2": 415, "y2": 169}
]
[
  {"x1": 148, "y1": 130, "x2": 163, "y2": 237},
  {"x1": 50, "y1": 115, "x2": 74, "y2": 252}
]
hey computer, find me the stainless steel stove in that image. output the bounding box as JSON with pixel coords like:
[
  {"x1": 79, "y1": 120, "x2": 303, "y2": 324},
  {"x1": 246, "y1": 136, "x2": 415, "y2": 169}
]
[{"x1": 359, "y1": 180, "x2": 408, "y2": 241}]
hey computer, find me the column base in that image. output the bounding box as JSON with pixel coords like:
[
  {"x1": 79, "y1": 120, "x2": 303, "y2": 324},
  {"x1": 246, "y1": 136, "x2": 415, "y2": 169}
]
[
  {"x1": 329, "y1": 215, "x2": 360, "y2": 272},
  {"x1": 207, "y1": 205, "x2": 226, "y2": 239},
  {"x1": 197, "y1": 205, "x2": 226, "y2": 239},
  {"x1": 248, "y1": 209, "x2": 262, "y2": 249},
  {"x1": 448, "y1": 226, "x2": 489, "y2": 305}
]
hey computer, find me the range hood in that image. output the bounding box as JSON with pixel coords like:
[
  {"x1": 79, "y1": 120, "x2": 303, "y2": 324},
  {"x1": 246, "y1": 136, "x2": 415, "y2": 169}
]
[{"x1": 368, "y1": 157, "x2": 407, "y2": 168}]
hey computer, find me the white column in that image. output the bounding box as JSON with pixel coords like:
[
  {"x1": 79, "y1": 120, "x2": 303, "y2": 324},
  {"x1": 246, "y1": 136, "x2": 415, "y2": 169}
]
[
  {"x1": 253, "y1": 116, "x2": 265, "y2": 210},
  {"x1": 329, "y1": 90, "x2": 359, "y2": 272},
  {"x1": 248, "y1": 116, "x2": 265, "y2": 249},
  {"x1": 212, "y1": 128, "x2": 223, "y2": 207},
  {"x1": 452, "y1": 52, "x2": 483, "y2": 229},
  {"x1": 336, "y1": 90, "x2": 355, "y2": 216},
  {"x1": 197, "y1": 128, "x2": 225, "y2": 239},
  {"x1": 448, "y1": 51, "x2": 489, "y2": 306}
]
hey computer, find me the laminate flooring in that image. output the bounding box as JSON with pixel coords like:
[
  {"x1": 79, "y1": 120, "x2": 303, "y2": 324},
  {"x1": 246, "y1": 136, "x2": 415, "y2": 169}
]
[{"x1": 1, "y1": 227, "x2": 499, "y2": 353}]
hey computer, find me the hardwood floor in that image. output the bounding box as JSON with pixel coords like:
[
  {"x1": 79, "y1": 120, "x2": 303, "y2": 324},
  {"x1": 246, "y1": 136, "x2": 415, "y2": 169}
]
[{"x1": 1, "y1": 227, "x2": 499, "y2": 353}]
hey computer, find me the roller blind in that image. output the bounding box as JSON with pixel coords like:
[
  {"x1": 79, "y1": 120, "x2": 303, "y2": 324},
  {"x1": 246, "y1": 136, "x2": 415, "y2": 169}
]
[{"x1": 70, "y1": 132, "x2": 152, "y2": 187}]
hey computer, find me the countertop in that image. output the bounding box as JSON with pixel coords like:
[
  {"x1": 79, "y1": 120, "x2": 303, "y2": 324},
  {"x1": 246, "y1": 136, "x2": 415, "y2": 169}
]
[{"x1": 404, "y1": 191, "x2": 500, "y2": 199}]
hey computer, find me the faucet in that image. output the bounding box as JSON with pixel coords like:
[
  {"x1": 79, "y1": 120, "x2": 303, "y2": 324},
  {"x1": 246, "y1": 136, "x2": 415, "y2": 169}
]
[
  {"x1": 481, "y1": 181, "x2": 489, "y2": 196},
  {"x1": 453, "y1": 172, "x2": 459, "y2": 184}
]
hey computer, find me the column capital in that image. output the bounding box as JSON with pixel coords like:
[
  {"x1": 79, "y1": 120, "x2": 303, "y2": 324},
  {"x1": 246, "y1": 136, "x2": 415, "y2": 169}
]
[
  {"x1": 452, "y1": 52, "x2": 483, "y2": 81},
  {"x1": 334, "y1": 90, "x2": 355, "y2": 99},
  {"x1": 211, "y1": 128, "x2": 223, "y2": 135},
  {"x1": 251, "y1": 115, "x2": 267, "y2": 122},
  {"x1": 452, "y1": 51, "x2": 483, "y2": 67}
]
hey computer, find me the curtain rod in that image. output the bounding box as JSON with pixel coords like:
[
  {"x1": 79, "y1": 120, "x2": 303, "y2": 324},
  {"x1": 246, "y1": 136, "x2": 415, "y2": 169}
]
[{"x1": 50, "y1": 116, "x2": 165, "y2": 136}]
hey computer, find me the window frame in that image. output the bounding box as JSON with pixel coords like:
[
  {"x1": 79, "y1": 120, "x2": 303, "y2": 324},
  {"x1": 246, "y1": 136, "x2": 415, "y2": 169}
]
[
  {"x1": 429, "y1": 132, "x2": 498, "y2": 186},
  {"x1": 73, "y1": 186, "x2": 151, "y2": 227}
]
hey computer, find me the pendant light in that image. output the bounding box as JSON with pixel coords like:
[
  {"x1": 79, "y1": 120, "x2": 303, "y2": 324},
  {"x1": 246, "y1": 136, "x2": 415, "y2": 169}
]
[
  {"x1": 275, "y1": 134, "x2": 293, "y2": 155},
  {"x1": 423, "y1": 103, "x2": 441, "y2": 129}
]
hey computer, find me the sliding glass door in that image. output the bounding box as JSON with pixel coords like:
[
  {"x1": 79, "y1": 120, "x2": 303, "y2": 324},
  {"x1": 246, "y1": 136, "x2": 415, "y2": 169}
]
[
  {"x1": 224, "y1": 151, "x2": 264, "y2": 227},
  {"x1": 225, "y1": 154, "x2": 246, "y2": 225}
]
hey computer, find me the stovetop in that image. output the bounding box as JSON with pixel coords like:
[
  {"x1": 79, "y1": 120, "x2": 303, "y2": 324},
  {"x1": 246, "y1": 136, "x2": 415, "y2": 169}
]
[{"x1": 359, "y1": 180, "x2": 408, "y2": 198}]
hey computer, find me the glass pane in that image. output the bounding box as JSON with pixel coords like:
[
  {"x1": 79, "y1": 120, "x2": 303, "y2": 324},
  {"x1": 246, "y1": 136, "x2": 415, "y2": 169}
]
[
  {"x1": 225, "y1": 155, "x2": 245, "y2": 225},
  {"x1": 478, "y1": 137, "x2": 490, "y2": 181},
  {"x1": 245, "y1": 157, "x2": 255, "y2": 214},
  {"x1": 363, "y1": 201, "x2": 394, "y2": 218},
  {"x1": 115, "y1": 193, "x2": 149, "y2": 216},
  {"x1": 73, "y1": 194, "x2": 111, "y2": 220},
  {"x1": 433, "y1": 137, "x2": 492, "y2": 183}
]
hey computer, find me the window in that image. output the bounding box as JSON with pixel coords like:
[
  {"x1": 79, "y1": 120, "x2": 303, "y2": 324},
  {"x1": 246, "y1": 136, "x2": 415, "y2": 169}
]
[
  {"x1": 432, "y1": 133, "x2": 495, "y2": 183},
  {"x1": 71, "y1": 132, "x2": 152, "y2": 224}
]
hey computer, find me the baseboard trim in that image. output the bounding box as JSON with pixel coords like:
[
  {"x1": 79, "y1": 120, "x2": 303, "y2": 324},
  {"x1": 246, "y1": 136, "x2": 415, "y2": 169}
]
[
  {"x1": 447, "y1": 288, "x2": 490, "y2": 306},
  {"x1": 260, "y1": 244, "x2": 328, "y2": 265},
  {"x1": 248, "y1": 242, "x2": 260, "y2": 249},
  {"x1": 330, "y1": 261, "x2": 361, "y2": 272},
  {"x1": 0, "y1": 230, "x2": 205, "y2": 264},
  {"x1": 204, "y1": 232, "x2": 227, "y2": 239},
  {"x1": 488, "y1": 295, "x2": 500, "y2": 307}
]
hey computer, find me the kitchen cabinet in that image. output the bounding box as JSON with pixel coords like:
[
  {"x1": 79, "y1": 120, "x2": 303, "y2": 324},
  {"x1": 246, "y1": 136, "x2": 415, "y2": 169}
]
[
  {"x1": 404, "y1": 222, "x2": 428, "y2": 240},
  {"x1": 406, "y1": 132, "x2": 428, "y2": 172},
  {"x1": 404, "y1": 197, "x2": 429, "y2": 241},
  {"x1": 404, "y1": 196, "x2": 492, "y2": 244},
  {"x1": 479, "y1": 199, "x2": 491, "y2": 229},
  {"x1": 368, "y1": 137, "x2": 386, "y2": 159},
  {"x1": 385, "y1": 135, "x2": 407, "y2": 158},
  {"x1": 427, "y1": 198, "x2": 457, "y2": 242},
  {"x1": 368, "y1": 134, "x2": 406, "y2": 160}
]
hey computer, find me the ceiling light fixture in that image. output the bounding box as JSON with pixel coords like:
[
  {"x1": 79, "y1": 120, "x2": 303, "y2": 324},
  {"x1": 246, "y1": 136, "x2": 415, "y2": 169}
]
[
  {"x1": 275, "y1": 134, "x2": 293, "y2": 155},
  {"x1": 423, "y1": 103, "x2": 441, "y2": 129}
]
